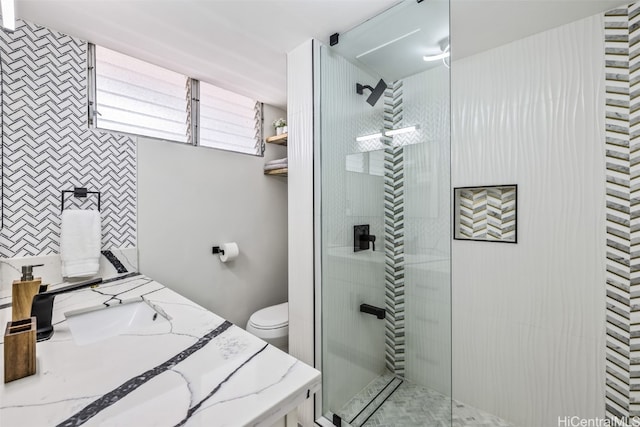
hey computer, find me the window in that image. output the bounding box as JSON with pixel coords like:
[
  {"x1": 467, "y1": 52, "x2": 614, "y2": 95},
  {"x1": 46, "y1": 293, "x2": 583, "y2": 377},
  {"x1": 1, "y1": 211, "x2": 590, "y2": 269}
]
[
  {"x1": 199, "y1": 82, "x2": 261, "y2": 155},
  {"x1": 89, "y1": 44, "x2": 263, "y2": 155},
  {"x1": 92, "y1": 46, "x2": 189, "y2": 142}
]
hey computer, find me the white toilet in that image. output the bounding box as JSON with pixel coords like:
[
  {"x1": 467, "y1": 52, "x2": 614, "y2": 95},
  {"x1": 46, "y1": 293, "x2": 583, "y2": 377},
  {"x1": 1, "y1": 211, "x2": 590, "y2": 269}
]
[{"x1": 246, "y1": 302, "x2": 289, "y2": 353}]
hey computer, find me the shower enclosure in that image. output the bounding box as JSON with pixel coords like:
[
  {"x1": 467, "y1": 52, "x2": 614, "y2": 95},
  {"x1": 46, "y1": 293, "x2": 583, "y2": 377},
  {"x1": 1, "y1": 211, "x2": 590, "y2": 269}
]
[{"x1": 316, "y1": 1, "x2": 451, "y2": 425}]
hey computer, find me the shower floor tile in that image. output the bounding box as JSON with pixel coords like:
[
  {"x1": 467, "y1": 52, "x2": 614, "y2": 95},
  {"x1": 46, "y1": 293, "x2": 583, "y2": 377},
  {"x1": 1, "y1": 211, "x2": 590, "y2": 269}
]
[
  {"x1": 337, "y1": 372, "x2": 397, "y2": 423},
  {"x1": 337, "y1": 373, "x2": 516, "y2": 427}
]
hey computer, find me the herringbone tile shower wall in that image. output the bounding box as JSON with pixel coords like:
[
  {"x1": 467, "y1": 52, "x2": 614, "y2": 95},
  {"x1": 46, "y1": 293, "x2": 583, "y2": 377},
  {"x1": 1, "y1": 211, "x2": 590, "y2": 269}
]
[
  {"x1": 604, "y1": 3, "x2": 640, "y2": 418},
  {"x1": 383, "y1": 80, "x2": 406, "y2": 376},
  {"x1": 0, "y1": 19, "x2": 136, "y2": 257},
  {"x1": 457, "y1": 187, "x2": 516, "y2": 241}
]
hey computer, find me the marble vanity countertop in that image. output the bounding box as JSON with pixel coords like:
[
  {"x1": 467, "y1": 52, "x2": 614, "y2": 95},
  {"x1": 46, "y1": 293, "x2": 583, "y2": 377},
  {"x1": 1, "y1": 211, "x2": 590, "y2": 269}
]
[{"x1": 0, "y1": 273, "x2": 321, "y2": 427}]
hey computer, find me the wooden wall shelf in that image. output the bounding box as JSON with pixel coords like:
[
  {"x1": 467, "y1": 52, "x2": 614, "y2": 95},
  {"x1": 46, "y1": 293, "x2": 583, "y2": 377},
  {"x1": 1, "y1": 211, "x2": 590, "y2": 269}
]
[
  {"x1": 266, "y1": 133, "x2": 288, "y2": 146},
  {"x1": 264, "y1": 168, "x2": 288, "y2": 177}
]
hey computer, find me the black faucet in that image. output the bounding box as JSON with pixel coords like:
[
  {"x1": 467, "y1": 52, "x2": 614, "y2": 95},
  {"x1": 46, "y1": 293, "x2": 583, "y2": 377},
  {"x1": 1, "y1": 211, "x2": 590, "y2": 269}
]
[
  {"x1": 360, "y1": 303, "x2": 385, "y2": 319},
  {"x1": 360, "y1": 234, "x2": 376, "y2": 251},
  {"x1": 31, "y1": 277, "x2": 102, "y2": 341},
  {"x1": 354, "y1": 224, "x2": 376, "y2": 252}
]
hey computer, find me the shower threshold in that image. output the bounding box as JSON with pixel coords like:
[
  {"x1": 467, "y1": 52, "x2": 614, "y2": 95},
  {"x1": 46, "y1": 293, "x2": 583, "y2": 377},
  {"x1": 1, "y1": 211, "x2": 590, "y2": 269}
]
[{"x1": 332, "y1": 371, "x2": 516, "y2": 427}]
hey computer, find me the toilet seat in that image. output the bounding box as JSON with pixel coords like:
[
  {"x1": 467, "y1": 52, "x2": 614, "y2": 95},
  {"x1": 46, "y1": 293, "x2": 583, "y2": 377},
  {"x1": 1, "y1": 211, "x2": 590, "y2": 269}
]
[
  {"x1": 246, "y1": 302, "x2": 289, "y2": 351},
  {"x1": 247, "y1": 302, "x2": 288, "y2": 331}
]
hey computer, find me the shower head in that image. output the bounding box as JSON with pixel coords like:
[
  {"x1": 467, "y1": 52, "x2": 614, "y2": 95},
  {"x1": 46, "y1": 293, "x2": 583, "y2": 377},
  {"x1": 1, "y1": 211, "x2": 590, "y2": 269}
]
[{"x1": 356, "y1": 79, "x2": 388, "y2": 107}]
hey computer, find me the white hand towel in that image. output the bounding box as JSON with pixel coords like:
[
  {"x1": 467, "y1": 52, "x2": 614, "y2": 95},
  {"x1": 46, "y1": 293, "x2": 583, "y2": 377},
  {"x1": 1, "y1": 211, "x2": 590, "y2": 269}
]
[
  {"x1": 264, "y1": 163, "x2": 289, "y2": 171},
  {"x1": 266, "y1": 157, "x2": 288, "y2": 165},
  {"x1": 60, "y1": 210, "x2": 101, "y2": 278}
]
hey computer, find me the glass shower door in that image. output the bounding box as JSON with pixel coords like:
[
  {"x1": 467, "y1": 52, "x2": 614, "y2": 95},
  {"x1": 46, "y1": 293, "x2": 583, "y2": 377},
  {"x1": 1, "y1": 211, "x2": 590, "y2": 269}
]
[
  {"x1": 318, "y1": 1, "x2": 451, "y2": 426},
  {"x1": 319, "y1": 49, "x2": 388, "y2": 422}
]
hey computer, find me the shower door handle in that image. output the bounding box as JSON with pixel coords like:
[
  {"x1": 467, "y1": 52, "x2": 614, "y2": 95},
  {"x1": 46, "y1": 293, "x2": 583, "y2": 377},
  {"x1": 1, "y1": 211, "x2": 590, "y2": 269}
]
[{"x1": 360, "y1": 303, "x2": 385, "y2": 319}]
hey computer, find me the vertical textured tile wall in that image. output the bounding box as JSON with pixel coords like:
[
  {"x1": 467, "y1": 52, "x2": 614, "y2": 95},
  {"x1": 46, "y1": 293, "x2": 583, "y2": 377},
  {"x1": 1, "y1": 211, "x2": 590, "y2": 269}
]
[
  {"x1": 604, "y1": 3, "x2": 640, "y2": 419},
  {"x1": 0, "y1": 19, "x2": 136, "y2": 257},
  {"x1": 401, "y1": 65, "x2": 451, "y2": 396},
  {"x1": 452, "y1": 15, "x2": 605, "y2": 426},
  {"x1": 383, "y1": 81, "x2": 406, "y2": 376}
]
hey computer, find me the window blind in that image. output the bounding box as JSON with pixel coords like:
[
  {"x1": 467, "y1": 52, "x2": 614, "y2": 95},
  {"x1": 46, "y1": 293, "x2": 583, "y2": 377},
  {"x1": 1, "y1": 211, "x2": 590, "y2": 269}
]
[
  {"x1": 95, "y1": 46, "x2": 189, "y2": 143},
  {"x1": 199, "y1": 81, "x2": 262, "y2": 155}
]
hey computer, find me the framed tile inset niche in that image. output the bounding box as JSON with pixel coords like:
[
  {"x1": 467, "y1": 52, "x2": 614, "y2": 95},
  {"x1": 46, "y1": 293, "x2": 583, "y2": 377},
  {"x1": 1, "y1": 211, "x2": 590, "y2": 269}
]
[{"x1": 453, "y1": 185, "x2": 517, "y2": 243}]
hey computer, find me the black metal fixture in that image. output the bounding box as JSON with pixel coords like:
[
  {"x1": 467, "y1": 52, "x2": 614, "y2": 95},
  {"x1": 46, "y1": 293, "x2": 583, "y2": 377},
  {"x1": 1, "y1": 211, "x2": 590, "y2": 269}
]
[
  {"x1": 332, "y1": 413, "x2": 342, "y2": 426},
  {"x1": 20, "y1": 264, "x2": 44, "y2": 282},
  {"x1": 61, "y1": 187, "x2": 101, "y2": 212},
  {"x1": 330, "y1": 33, "x2": 339, "y2": 46},
  {"x1": 360, "y1": 303, "x2": 385, "y2": 319},
  {"x1": 354, "y1": 224, "x2": 376, "y2": 252},
  {"x1": 212, "y1": 246, "x2": 225, "y2": 255},
  {"x1": 31, "y1": 277, "x2": 103, "y2": 341},
  {"x1": 356, "y1": 79, "x2": 388, "y2": 107}
]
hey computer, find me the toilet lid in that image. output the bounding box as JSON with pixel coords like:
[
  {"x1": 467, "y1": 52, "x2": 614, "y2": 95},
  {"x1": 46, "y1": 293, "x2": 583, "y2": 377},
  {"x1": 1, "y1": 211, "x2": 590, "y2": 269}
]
[{"x1": 249, "y1": 302, "x2": 288, "y2": 330}]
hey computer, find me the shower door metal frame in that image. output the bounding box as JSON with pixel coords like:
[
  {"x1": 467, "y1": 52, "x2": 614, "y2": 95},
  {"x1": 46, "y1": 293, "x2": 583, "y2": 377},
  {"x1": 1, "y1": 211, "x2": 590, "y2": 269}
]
[{"x1": 311, "y1": 38, "x2": 333, "y2": 426}]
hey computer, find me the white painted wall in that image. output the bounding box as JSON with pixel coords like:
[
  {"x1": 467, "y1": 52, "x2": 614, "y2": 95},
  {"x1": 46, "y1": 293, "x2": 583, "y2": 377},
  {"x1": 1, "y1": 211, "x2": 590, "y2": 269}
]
[
  {"x1": 137, "y1": 104, "x2": 288, "y2": 328},
  {"x1": 287, "y1": 39, "x2": 316, "y2": 426},
  {"x1": 451, "y1": 15, "x2": 606, "y2": 426}
]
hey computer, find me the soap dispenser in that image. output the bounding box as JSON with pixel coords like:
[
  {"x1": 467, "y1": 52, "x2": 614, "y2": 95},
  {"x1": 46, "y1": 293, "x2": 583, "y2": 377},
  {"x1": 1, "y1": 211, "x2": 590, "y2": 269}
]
[{"x1": 12, "y1": 264, "x2": 48, "y2": 321}]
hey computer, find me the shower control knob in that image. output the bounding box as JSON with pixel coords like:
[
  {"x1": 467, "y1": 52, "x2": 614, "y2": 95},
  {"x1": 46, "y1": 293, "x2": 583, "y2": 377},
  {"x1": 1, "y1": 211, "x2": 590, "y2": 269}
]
[
  {"x1": 362, "y1": 234, "x2": 376, "y2": 251},
  {"x1": 354, "y1": 224, "x2": 376, "y2": 252}
]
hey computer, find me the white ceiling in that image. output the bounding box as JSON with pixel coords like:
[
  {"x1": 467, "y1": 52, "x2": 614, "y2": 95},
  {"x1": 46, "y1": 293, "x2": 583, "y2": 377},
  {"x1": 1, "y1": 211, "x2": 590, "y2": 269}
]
[
  {"x1": 451, "y1": 0, "x2": 628, "y2": 60},
  {"x1": 14, "y1": 0, "x2": 629, "y2": 109}
]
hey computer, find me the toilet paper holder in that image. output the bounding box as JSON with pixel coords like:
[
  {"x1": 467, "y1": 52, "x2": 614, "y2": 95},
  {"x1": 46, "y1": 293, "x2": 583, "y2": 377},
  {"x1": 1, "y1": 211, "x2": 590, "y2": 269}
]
[{"x1": 212, "y1": 242, "x2": 239, "y2": 263}]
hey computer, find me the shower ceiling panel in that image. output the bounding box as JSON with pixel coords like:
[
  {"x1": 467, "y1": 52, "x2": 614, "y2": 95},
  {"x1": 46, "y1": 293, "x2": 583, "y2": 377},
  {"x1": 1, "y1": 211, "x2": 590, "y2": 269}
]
[{"x1": 332, "y1": 0, "x2": 449, "y2": 81}]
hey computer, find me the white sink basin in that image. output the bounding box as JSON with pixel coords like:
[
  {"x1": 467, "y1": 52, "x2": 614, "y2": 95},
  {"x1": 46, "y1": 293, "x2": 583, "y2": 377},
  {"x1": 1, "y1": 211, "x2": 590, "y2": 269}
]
[{"x1": 65, "y1": 299, "x2": 169, "y2": 346}]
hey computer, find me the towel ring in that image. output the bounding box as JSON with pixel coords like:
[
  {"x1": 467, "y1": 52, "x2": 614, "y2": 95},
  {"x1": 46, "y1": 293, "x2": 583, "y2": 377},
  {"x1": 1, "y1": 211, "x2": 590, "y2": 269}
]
[{"x1": 61, "y1": 187, "x2": 101, "y2": 212}]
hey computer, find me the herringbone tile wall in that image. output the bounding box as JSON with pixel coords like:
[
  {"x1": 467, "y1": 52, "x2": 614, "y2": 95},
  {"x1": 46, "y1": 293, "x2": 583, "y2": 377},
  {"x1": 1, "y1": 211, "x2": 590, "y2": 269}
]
[
  {"x1": 0, "y1": 19, "x2": 136, "y2": 257},
  {"x1": 456, "y1": 186, "x2": 516, "y2": 242},
  {"x1": 604, "y1": 3, "x2": 640, "y2": 419},
  {"x1": 383, "y1": 80, "x2": 406, "y2": 376}
]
